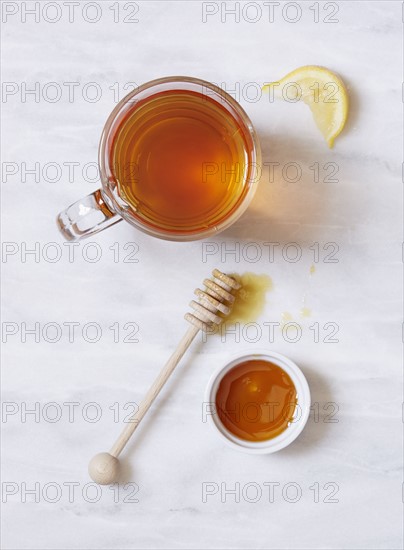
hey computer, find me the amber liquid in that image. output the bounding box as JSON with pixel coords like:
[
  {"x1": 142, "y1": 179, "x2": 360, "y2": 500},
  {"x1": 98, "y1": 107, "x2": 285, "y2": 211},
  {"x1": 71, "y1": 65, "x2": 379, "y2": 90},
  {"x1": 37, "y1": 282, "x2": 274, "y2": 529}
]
[
  {"x1": 223, "y1": 272, "x2": 272, "y2": 325},
  {"x1": 111, "y1": 90, "x2": 253, "y2": 233},
  {"x1": 216, "y1": 360, "x2": 297, "y2": 442}
]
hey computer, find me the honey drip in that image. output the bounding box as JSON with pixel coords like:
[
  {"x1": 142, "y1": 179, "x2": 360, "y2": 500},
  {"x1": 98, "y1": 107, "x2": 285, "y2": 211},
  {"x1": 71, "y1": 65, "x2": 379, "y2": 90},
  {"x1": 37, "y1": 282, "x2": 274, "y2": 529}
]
[{"x1": 221, "y1": 272, "x2": 272, "y2": 325}]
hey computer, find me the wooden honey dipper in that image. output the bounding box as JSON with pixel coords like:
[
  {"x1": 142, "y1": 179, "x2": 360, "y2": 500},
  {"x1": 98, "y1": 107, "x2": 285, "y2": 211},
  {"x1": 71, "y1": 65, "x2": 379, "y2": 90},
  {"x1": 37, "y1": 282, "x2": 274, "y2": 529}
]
[{"x1": 88, "y1": 269, "x2": 241, "y2": 484}]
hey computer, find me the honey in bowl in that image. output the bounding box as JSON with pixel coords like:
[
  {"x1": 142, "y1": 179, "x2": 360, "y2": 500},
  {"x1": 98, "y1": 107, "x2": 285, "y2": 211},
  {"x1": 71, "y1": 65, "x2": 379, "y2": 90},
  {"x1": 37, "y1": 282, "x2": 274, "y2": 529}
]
[
  {"x1": 215, "y1": 359, "x2": 297, "y2": 442},
  {"x1": 111, "y1": 90, "x2": 255, "y2": 234}
]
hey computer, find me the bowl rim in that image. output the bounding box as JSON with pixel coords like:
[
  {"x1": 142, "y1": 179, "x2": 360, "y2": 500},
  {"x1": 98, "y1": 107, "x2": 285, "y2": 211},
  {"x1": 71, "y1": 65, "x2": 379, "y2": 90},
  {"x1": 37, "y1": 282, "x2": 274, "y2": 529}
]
[{"x1": 204, "y1": 350, "x2": 311, "y2": 454}]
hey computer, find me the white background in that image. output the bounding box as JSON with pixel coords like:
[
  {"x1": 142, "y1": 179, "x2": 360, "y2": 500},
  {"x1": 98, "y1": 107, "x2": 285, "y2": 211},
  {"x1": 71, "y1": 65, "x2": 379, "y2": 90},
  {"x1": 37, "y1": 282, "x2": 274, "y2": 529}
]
[{"x1": 1, "y1": 1, "x2": 403, "y2": 548}]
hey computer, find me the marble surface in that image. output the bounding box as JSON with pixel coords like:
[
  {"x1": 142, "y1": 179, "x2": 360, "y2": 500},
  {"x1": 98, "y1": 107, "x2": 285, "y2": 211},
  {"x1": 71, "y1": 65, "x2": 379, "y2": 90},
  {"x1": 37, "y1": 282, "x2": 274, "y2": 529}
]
[{"x1": 1, "y1": 1, "x2": 402, "y2": 548}]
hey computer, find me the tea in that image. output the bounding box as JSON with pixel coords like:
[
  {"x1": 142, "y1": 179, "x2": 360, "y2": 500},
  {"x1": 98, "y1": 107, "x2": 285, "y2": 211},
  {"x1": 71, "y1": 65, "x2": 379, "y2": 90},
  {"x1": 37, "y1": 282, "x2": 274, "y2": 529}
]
[
  {"x1": 215, "y1": 359, "x2": 297, "y2": 442},
  {"x1": 110, "y1": 90, "x2": 254, "y2": 233},
  {"x1": 57, "y1": 77, "x2": 260, "y2": 241}
]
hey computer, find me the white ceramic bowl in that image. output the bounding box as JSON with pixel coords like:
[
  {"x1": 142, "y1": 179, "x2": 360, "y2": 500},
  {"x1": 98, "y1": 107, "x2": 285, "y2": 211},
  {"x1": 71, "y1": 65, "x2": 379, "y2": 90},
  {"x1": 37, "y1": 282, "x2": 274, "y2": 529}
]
[{"x1": 205, "y1": 351, "x2": 311, "y2": 454}]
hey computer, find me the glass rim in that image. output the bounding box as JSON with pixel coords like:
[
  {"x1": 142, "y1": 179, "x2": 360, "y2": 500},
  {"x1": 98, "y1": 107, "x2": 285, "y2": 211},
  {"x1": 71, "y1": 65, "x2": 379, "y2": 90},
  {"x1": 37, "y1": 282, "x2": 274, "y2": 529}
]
[{"x1": 98, "y1": 75, "x2": 262, "y2": 242}]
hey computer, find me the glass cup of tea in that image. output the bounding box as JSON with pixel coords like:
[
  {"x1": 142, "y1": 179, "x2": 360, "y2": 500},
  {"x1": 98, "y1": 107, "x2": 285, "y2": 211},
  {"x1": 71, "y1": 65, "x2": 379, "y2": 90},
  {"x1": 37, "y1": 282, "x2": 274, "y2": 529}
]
[{"x1": 57, "y1": 76, "x2": 261, "y2": 242}]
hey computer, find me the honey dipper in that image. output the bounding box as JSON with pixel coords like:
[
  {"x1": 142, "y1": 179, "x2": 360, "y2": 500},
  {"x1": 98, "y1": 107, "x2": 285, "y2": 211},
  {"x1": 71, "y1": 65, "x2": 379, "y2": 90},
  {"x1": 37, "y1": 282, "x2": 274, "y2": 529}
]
[{"x1": 88, "y1": 269, "x2": 241, "y2": 484}]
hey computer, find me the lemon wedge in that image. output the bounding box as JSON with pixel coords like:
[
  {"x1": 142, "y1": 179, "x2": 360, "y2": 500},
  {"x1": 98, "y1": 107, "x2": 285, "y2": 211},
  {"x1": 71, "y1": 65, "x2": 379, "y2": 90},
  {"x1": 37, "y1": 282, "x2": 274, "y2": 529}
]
[{"x1": 263, "y1": 65, "x2": 349, "y2": 148}]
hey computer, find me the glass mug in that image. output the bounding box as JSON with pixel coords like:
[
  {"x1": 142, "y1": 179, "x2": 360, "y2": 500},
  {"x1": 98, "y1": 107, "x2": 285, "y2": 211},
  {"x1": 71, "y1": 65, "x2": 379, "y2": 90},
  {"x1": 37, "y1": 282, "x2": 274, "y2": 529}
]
[{"x1": 57, "y1": 76, "x2": 261, "y2": 242}]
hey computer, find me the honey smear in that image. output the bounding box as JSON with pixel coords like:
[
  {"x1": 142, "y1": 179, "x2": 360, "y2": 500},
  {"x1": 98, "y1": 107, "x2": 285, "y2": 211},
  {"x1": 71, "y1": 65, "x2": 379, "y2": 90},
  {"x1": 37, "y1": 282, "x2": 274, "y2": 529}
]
[{"x1": 222, "y1": 272, "x2": 272, "y2": 326}]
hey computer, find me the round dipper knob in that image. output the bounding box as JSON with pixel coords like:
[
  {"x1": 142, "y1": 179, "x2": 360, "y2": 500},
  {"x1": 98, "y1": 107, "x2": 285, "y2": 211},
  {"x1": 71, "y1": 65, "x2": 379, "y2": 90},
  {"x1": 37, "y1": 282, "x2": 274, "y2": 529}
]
[{"x1": 88, "y1": 452, "x2": 120, "y2": 485}]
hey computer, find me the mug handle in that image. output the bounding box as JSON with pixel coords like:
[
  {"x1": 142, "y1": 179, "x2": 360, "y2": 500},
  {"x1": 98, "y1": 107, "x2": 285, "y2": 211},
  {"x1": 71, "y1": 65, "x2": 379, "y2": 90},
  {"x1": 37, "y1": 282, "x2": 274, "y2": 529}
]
[{"x1": 57, "y1": 189, "x2": 122, "y2": 241}]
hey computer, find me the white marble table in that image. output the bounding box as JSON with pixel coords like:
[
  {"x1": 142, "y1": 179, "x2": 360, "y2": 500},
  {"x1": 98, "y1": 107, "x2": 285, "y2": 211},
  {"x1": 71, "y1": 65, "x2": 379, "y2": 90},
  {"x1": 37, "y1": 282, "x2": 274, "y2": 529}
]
[{"x1": 1, "y1": 1, "x2": 402, "y2": 548}]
